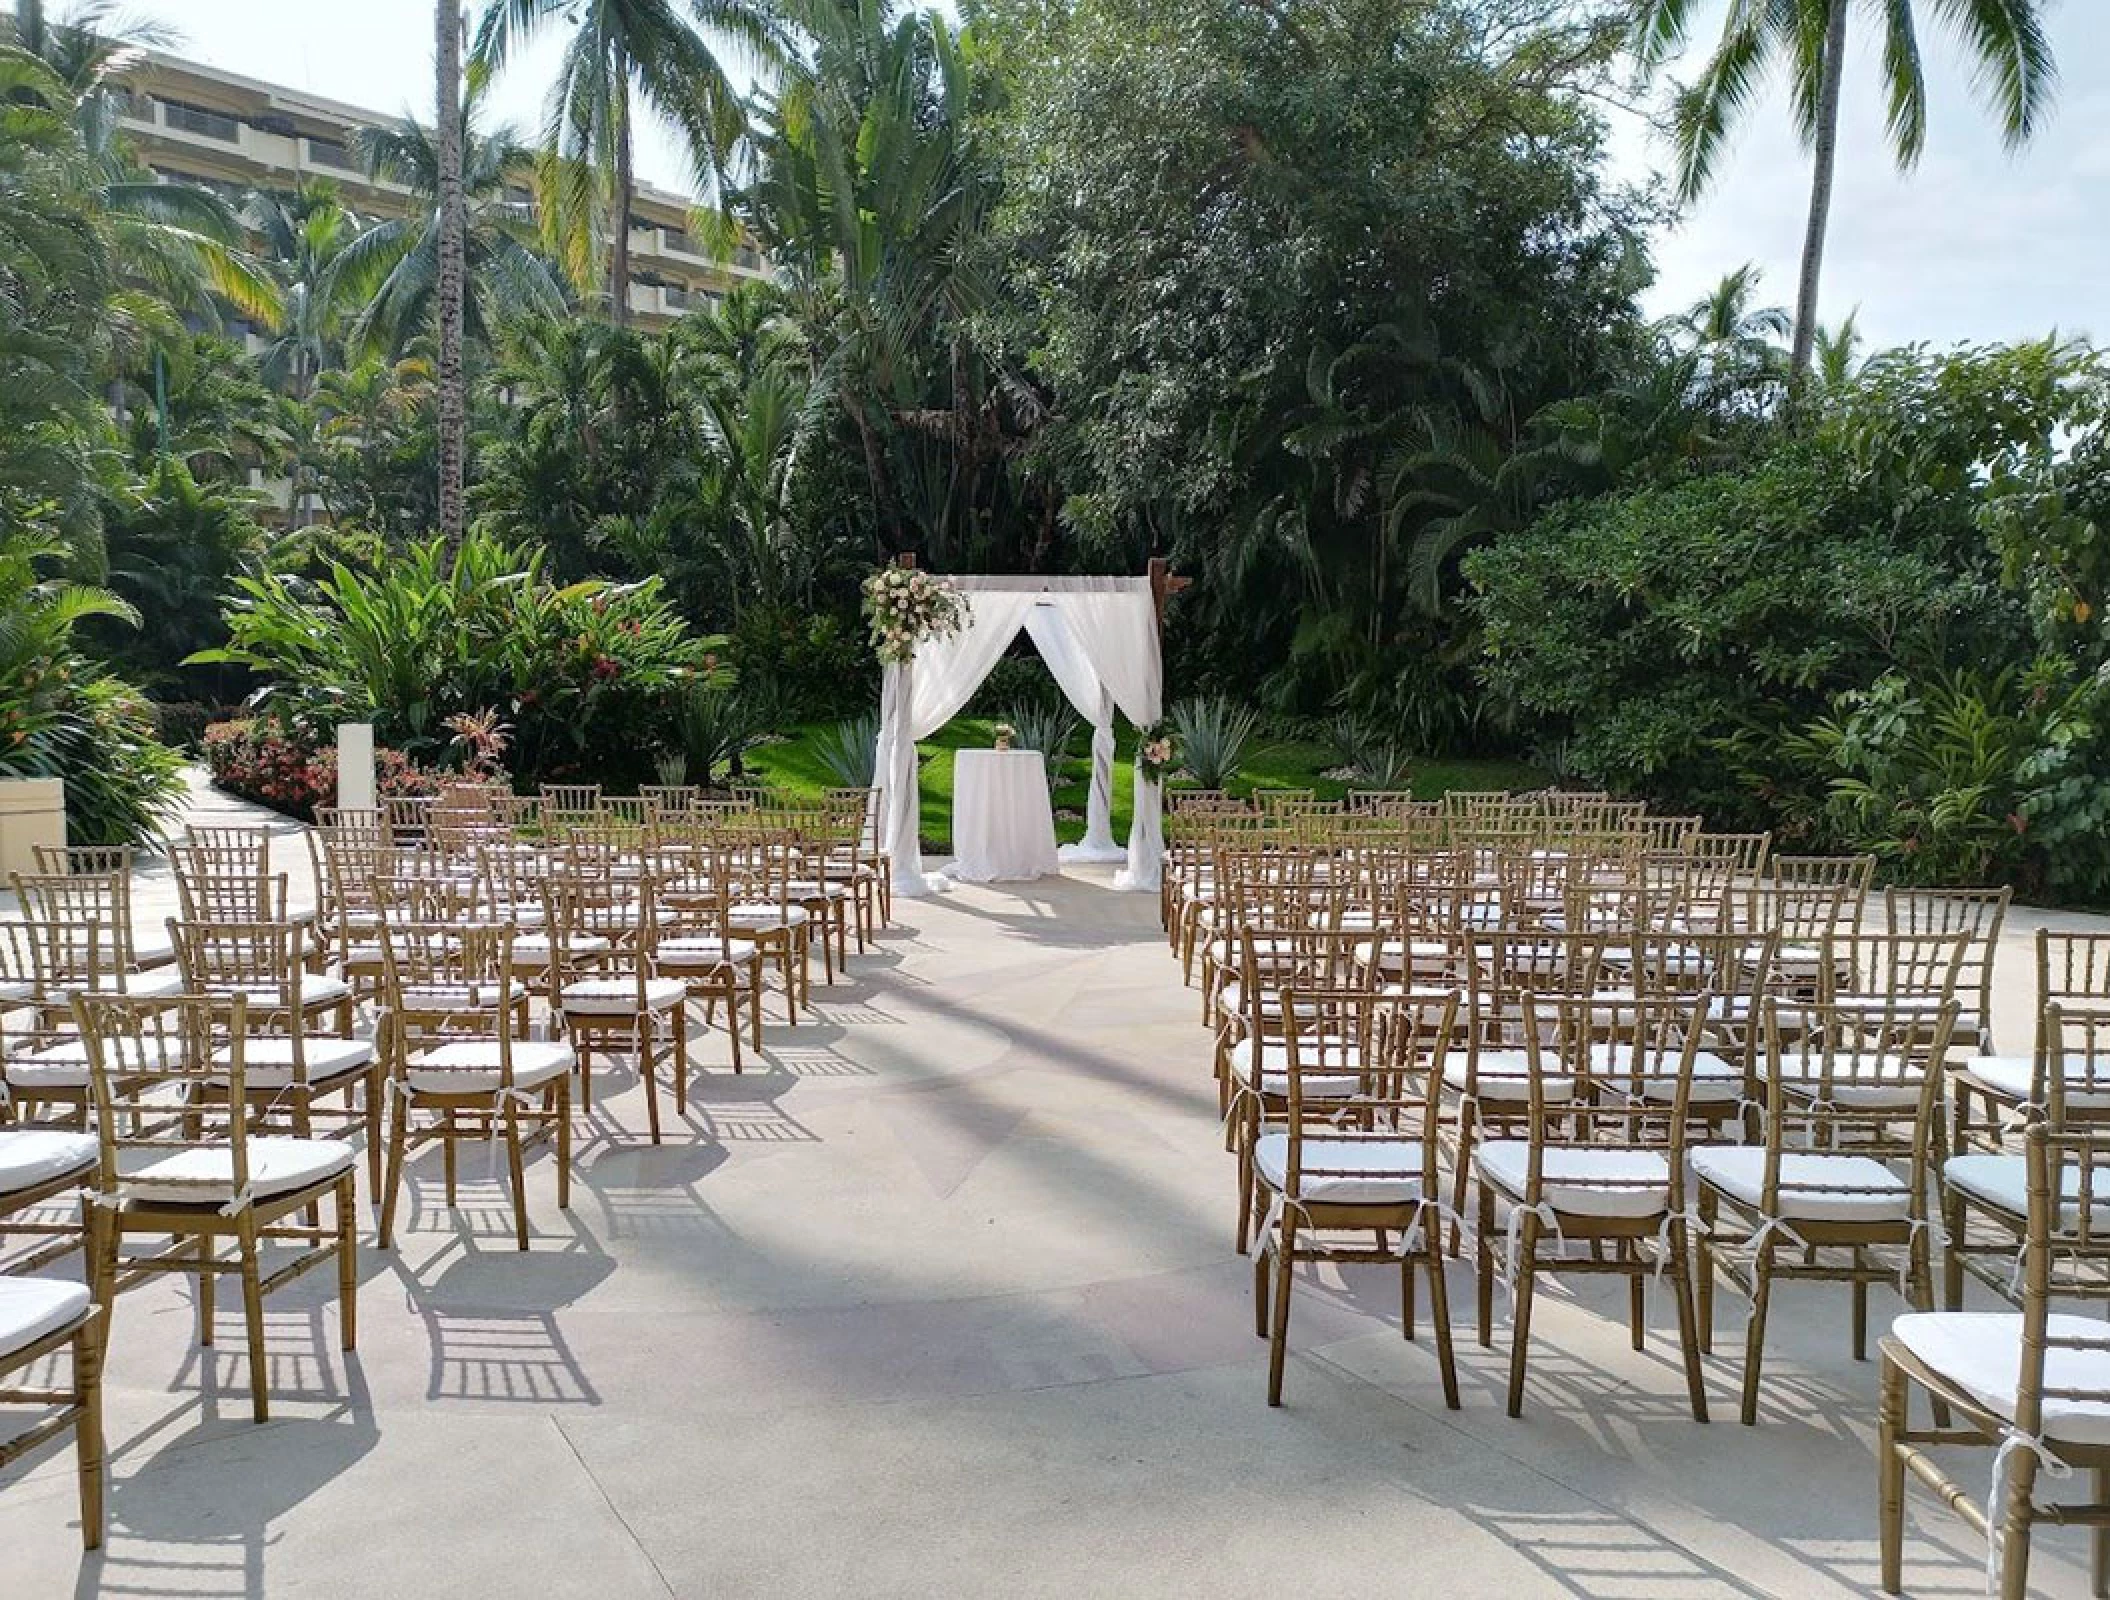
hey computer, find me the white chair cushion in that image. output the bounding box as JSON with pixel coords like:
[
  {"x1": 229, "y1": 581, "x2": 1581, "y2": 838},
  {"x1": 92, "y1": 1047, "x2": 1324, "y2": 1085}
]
[
  {"x1": 1252, "y1": 1132, "x2": 1425, "y2": 1206},
  {"x1": 122, "y1": 1136, "x2": 355, "y2": 1207},
  {"x1": 0, "y1": 980, "x2": 35, "y2": 1004},
  {"x1": 560, "y1": 977, "x2": 688, "y2": 1015},
  {"x1": 1892, "y1": 1312, "x2": 2110, "y2": 1446},
  {"x1": 1763, "y1": 1056, "x2": 1926, "y2": 1111},
  {"x1": 1216, "y1": 983, "x2": 1281, "y2": 1021},
  {"x1": 511, "y1": 933, "x2": 613, "y2": 961},
  {"x1": 1476, "y1": 1140, "x2": 1672, "y2": 1220},
  {"x1": 1351, "y1": 939, "x2": 1451, "y2": 971},
  {"x1": 53, "y1": 968, "x2": 184, "y2": 1002},
  {"x1": 1942, "y1": 1153, "x2": 2110, "y2": 1228},
  {"x1": 0, "y1": 1129, "x2": 99, "y2": 1195},
  {"x1": 1443, "y1": 1050, "x2": 1573, "y2": 1103},
  {"x1": 788, "y1": 881, "x2": 852, "y2": 901},
  {"x1": 656, "y1": 936, "x2": 758, "y2": 967},
  {"x1": 1227, "y1": 1036, "x2": 1363, "y2": 1099},
  {"x1": 729, "y1": 904, "x2": 811, "y2": 929},
  {"x1": 6, "y1": 1032, "x2": 179, "y2": 1089},
  {"x1": 0, "y1": 1276, "x2": 91, "y2": 1359},
  {"x1": 405, "y1": 1039, "x2": 573, "y2": 1095},
  {"x1": 395, "y1": 981, "x2": 527, "y2": 1014},
  {"x1": 1690, "y1": 1146, "x2": 1910, "y2": 1224},
  {"x1": 1965, "y1": 1055, "x2": 2110, "y2": 1110},
  {"x1": 212, "y1": 1035, "x2": 375, "y2": 1089},
  {"x1": 132, "y1": 931, "x2": 177, "y2": 968},
  {"x1": 1584, "y1": 1041, "x2": 1743, "y2": 1104}
]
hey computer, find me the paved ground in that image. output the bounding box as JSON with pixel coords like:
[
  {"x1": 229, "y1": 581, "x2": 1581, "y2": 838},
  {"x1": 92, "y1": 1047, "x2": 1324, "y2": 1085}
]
[{"x1": 1, "y1": 773, "x2": 2104, "y2": 1597}]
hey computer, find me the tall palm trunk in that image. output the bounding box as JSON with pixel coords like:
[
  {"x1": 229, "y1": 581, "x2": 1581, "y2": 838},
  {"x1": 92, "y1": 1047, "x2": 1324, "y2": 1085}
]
[
  {"x1": 435, "y1": 0, "x2": 468, "y2": 546},
  {"x1": 611, "y1": 69, "x2": 633, "y2": 327},
  {"x1": 1790, "y1": 0, "x2": 1850, "y2": 382}
]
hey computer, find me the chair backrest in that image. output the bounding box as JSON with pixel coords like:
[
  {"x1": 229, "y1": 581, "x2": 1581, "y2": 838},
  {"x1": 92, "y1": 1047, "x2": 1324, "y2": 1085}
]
[
  {"x1": 172, "y1": 851, "x2": 291, "y2": 924},
  {"x1": 1884, "y1": 886, "x2": 2009, "y2": 1032},
  {"x1": 2041, "y1": 931, "x2": 2110, "y2": 1013},
  {"x1": 1760, "y1": 997, "x2": 1955, "y2": 1174},
  {"x1": 1822, "y1": 930, "x2": 1969, "y2": 1010},
  {"x1": 540, "y1": 783, "x2": 603, "y2": 813},
  {"x1": 1271, "y1": 987, "x2": 1458, "y2": 1206},
  {"x1": 10, "y1": 870, "x2": 135, "y2": 967},
  {"x1": 2039, "y1": 1004, "x2": 2110, "y2": 1127},
  {"x1": 376, "y1": 920, "x2": 525, "y2": 1073},
  {"x1": 31, "y1": 844, "x2": 132, "y2": 877},
  {"x1": 169, "y1": 918, "x2": 315, "y2": 1037},
  {"x1": 1522, "y1": 993, "x2": 1711, "y2": 1185},
  {"x1": 2011, "y1": 1124, "x2": 2110, "y2": 1447},
  {"x1": 73, "y1": 993, "x2": 252, "y2": 1203}
]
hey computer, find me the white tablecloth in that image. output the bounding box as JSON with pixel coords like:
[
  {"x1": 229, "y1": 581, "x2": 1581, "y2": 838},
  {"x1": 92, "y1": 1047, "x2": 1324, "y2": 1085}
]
[{"x1": 949, "y1": 749, "x2": 1060, "y2": 883}]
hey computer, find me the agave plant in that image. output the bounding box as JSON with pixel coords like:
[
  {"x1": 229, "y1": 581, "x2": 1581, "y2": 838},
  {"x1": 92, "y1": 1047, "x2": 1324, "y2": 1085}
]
[
  {"x1": 1005, "y1": 702, "x2": 1079, "y2": 767},
  {"x1": 1169, "y1": 696, "x2": 1260, "y2": 790},
  {"x1": 814, "y1": 711, "x2": 881, "y2": 788},
  {"x1": 1327, "y1": 713, "x2": 1415, "y2": 789}
]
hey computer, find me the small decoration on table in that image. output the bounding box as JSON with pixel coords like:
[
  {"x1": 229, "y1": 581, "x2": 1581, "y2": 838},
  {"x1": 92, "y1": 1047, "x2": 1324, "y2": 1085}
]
[
  {"x1": 863, "y1": 566, "x2": 969, "y2": 665},
  {"x1": 992, "y1": 722, "x2": 1016, "y2": 752},
  {"x1": 1137, "y1": 724, "x2": 1175, "y2": 781}
]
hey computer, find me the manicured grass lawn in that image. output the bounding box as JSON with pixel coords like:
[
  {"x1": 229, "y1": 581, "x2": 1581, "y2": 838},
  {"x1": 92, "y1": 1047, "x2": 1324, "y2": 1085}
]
[{"x1": 746, "y1": 718, "x2": 1546, "y2": 852}]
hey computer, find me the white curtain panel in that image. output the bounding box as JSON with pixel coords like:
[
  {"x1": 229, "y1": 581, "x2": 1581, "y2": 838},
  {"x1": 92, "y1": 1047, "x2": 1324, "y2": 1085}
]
[
  {"x1": 875, "y1": 660, "x2": 928, "y2": 897},
  {"x1": 1038, "y1": 580, "x2": 1164, "y2": 892},
  {"x1": 1022, "y1": 606, "x2": 1123, "y2": 862}
]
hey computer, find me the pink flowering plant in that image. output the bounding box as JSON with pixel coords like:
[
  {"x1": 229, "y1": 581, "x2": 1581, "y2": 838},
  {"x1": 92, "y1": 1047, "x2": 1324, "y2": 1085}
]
[
  {"x1": 862, "y1": 567, "x2": 968, "y2": 665},
  {"x1": 1137, "y1": 724, "x2": 1175, "y2": 780}
]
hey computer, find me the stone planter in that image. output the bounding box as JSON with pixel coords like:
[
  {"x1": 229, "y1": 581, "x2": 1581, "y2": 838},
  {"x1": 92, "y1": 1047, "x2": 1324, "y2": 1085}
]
[{"x1": 0, "y1": 777, "x2": 65, "y2": 879}]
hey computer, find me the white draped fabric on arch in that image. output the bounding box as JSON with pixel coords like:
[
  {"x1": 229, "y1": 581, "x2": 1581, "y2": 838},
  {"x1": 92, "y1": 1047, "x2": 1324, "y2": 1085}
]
[{"x1": 873, "y1": 574, "x2": 1165, "y2": 898}]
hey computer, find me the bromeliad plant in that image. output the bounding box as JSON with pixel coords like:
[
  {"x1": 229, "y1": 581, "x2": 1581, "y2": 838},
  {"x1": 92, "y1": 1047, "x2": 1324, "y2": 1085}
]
[{"x1": 862, "y1": 567, "x2": 968, "y2": 665}]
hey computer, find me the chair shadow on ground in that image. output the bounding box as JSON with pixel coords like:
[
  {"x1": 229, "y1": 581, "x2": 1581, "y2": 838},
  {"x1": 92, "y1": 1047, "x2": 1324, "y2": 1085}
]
[{"x1": 70, "y1": 1353, "x2": 379, "y2": 1600}]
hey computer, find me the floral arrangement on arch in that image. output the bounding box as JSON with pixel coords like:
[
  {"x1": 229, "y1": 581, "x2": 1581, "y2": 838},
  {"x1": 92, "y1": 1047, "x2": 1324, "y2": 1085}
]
[
  {"x1": 863, "y1": 566, "x2": 969, "y2": 665},
  {"x1": 1137, "y1": 724, "x2": 1175, "y2": 780}
]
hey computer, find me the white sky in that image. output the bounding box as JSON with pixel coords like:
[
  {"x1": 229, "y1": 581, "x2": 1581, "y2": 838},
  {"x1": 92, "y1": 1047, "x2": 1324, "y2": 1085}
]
[{"x1": 150, "y1": 0, "x2": 2104, "y2": 349}]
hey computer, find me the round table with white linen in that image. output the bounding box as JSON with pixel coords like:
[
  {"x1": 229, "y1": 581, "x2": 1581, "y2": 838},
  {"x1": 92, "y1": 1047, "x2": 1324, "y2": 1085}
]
[{"x1": 948, "y1": 749, "x2": 1061, "y2": 883}]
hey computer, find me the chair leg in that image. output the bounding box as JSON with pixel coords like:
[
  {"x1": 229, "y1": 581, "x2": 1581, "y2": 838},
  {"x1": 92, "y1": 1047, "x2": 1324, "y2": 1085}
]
[
  {"x1": 1669, "y1": 1220, "x2": 1709, "y2": 1424},
  {"x1": 442, "y1": 1109, "x2": 459, "y2": 1207},
  {"x1": 1997, "y1": 1450, "x2": 2040, "y2": 1600},
  {"x1": 2093, "y1": 1466, "x2": 2109, "y2": 1598},
  {"x1": 363, "y1": 1069, "x2": 383, "y2": 1192},
  {"x1": 73, "y1": 1312, "x2": 105, "y2": 1551},
  {"x1": 1852, "y1": 1274, "x2": 1869, "y2": 1362},
  {"x1": 672, "y1": 1013, "x2": 689, "y2": 1118},
  {"x1": 1505, "y1": 1213, "x2": 1541, "y2": 1418},
  {"x1": 1739, "y1": 1242, "x2": 1774, "y2": 1426},
  {"x1": 1266, "y1": 1217, "x2": 1296, "y2": 1407},
  {"x1": 1475, "y1": 1184, "x2": 1495, "y2": 1348},
  {"x1": 640, "y1": 1025, "x2": 663, "y2": 1147},
  {"x1": 556, "y1": 1078, "x2": 572, "y2": 1210},
  {"x1": 1942, "y1": 1188, "x2": 1965, "y2": 1311},
  {"x1": 1878, "y1": 1354, "x2": 1907, "y2": 1593},
  {"x1": 336, "y1": 1175, "x2": 357, "y2": 1351},
  {"x1": 1424, "y1": 1237, "x2": 1461, "y2": 1411},
  {"x1": 379, "y1": 1084, "x2": 409, "y2": 1250},
  {"x1": 1252, "y1": 1231, "x2": 1270, "y2": 1339},
  {"x1": 1629, "y1": 1245, "x2": 1646, "y2": 1352},
  {"x1": 504, "y1": 1094, "x2": 530, "y2": 1251},
  {"x1": 236, "y1": 1211, "x2": 268, "y2": 1423},
  {"x1": 1696, "y1": 1189, "x2": 1717, "y2": 1355},
  {"x1": 197, "y1": 1232, "x2": 215, "y2": 1347}
]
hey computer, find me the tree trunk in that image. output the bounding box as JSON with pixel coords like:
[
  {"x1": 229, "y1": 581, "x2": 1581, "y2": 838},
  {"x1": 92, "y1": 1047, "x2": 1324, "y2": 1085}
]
[
  {"x1": 435, "y1": 0, "x2": 467, "y2": 548},
  {"x1": 1790, "y1": 0, "x2": 1849, "y2": 382},
  {"x1": 612, "y1": 75, "x2": 634, "y2": 328}
]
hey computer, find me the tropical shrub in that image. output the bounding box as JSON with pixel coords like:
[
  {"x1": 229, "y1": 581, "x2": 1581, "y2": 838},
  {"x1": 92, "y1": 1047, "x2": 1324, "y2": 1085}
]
[
  {"x1": 202, "y1": 719, "x2": 337, "y2": 819},
  {"x1": 25, "y1": 675, "x2": 186, "y2": 847},
  {"x1": 1466, "y1": 432, "x2": 2028, "y2": 825},
  {"x1": 1170, "y1": 696, "x2": 1259, "y2": 790},
  {"x1": 197, "y1": 532, "x2": 732, "y2": 790}
]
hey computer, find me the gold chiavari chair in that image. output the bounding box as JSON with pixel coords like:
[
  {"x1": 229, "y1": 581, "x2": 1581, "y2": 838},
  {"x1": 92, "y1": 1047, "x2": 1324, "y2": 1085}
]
[
  {"x1": 824, "y1": 786, "x2": 890, "y2": 932},
  {"x1": 1942, "y1": 1004, "x2": 2110, "y2": 1311},
  {"x1": 723, "y1": 826, "x2": 812, "y2": 1024},
  {"x1": 650, "y1": 843, "x2": 763, "y2": 1072},
  {"x1": 375, "y1": 921, "x2": 569, "y2": 1251},
  {"x1": 1881, "y1": 1121, "x2": 2110, "y2": 1599},
  {"x1": 0, "y1": 1023, "x2": 100, "y2": 1268},
  {"x1": 1621, "y1": 928, "x2": 1776, "y2": 1137},
  {"x1": 1473, "y1": 992, "x2": 1713, "y2": 1421},
  {"x1": 76, "y1": 993, "x2": 358, "y2": 1423},
  {"x1": 1885, "y1": 885, "x2": 2011, "y2": 1053},
  {"x1": 1954, "y1": 931, "x2": 2110, "y2": 1153},
  {"x1": 1693, "y1": 997, "x2": 1957, "y2": 1424},
  {"x1": 1443, "y1": 929, "x2": 1609, "y2": 1253},
  {"x1": 168, "y1": 917, "x2": 378, "y2": 1186},
  {"x1": 540, "y1": 783, "x2": 603, "y2": 814},
  {"x1": 1249, "y1": 986, "x2": 1462, "y2": 1408},
  {"x1": 1773, "y1": 853, "x2": 1875, "y2": 929},
  {"x1": 170, "y1": 842, "x2": 284, "y2": 925},
  {"x1": 2, "y1": 923, "x2": 159, "y2": 1126},
  {"x1": 383, "y1": 794, "x2": 434, "y2": 846},
  {"x1": 11, "y1": 869, "x2": 180, "y2": 990},
  {"x1": 641, "y1": 784, "x2": 701, "y2": 815},
  {"x1": 1626, "y1": 814, "x2": 1702, "y2": 854},
  {"x1": 0, "y1": 1269, "x2": 104, "y2": 1548},
  {"x1": 551, "y1": 875, "x2": 690, "y2": 1144},
  {"x1": 1198, "y1": 850, "x2": 1323, "y2": 1026}
]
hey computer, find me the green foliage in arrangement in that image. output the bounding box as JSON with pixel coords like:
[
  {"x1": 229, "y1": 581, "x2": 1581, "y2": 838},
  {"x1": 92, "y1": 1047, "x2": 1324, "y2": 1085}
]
[{"x1": 195, "y1": 532, "x2": 731, "y2": 789}]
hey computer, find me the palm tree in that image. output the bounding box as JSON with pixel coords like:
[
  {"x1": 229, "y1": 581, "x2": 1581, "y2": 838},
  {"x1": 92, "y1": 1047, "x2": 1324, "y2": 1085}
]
[
  {"x1": 470, "y1": 0, "x2": 786, "y2": 326},
  {"x1": 1633, "y1": 0, "x2": 2056, "y2": 378},
  {"x1": 8, "y1": 0, "x2": 281, "y2": 327},
  {"x1": 244, "y1": 182, "x2": 362, "y2": 397},
  {"x1": 437, "y1": 0, "x2": 468, "y2": 543},
  {"x1": 323, "y1": 103, "x2": 569, "y2": 358}
]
